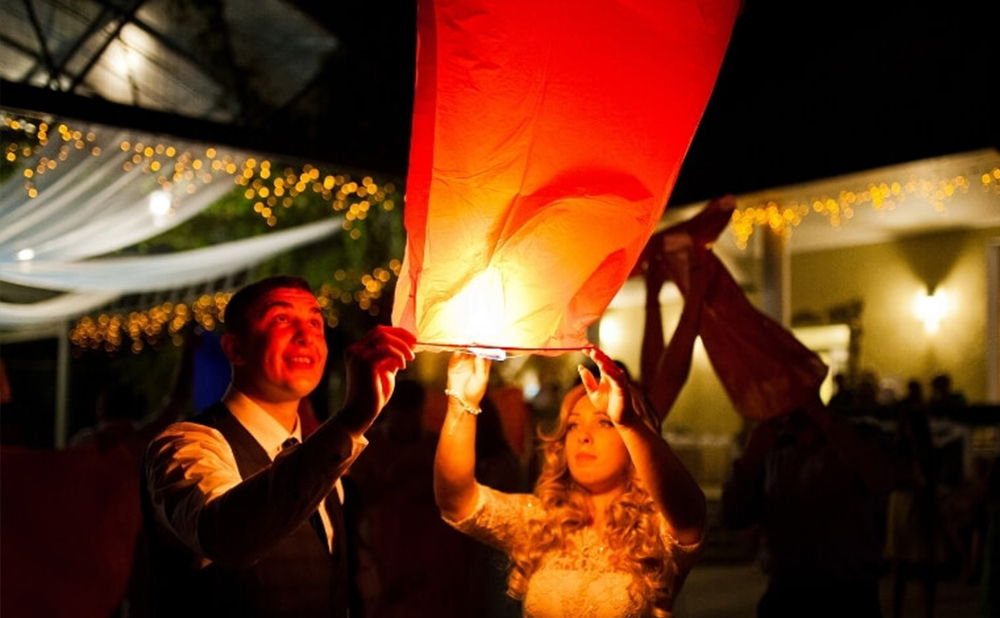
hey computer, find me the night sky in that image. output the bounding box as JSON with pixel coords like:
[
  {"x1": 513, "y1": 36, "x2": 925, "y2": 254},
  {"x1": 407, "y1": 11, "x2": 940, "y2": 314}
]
[
  {"x1": 297, "y1": 0, "x2": 998, "y2": 206},
  {"x1": 667, "y1": 0, "x2": 998, "y2": 206}
]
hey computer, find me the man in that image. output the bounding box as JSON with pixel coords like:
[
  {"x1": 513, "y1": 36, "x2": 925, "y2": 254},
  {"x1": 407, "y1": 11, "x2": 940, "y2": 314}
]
[
  {"x1": 721, "y1": 397, "x2": 895, "y2": 618},
  {"x1": 141, "y1": 275, "x2": 416, "y2": 617}
]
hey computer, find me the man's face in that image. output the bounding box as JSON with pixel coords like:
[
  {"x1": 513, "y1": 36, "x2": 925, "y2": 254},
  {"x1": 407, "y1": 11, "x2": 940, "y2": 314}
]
[{"x1": 230, "y1": 287, "x2": 328, "y2": 404}]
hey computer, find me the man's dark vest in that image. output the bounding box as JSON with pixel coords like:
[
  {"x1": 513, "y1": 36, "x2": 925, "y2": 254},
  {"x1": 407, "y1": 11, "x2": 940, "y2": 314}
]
[{"x1": 140, "y1": 402, "x2": 349, "y2": 618}]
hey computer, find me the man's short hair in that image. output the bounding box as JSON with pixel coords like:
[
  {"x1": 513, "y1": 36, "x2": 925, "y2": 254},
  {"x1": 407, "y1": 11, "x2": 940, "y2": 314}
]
[{"x1": 223, "y1": 275, "x2": 314, "y2": 336}]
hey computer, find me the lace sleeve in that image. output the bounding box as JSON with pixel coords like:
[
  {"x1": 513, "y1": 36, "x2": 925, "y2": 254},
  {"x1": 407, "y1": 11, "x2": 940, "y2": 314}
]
[
  {"x1": 659, "y1": 512, "x2": 704, "y2": 577},
  {"x1": 442, "y1": 483, "x2": 541, "y2": 555}
]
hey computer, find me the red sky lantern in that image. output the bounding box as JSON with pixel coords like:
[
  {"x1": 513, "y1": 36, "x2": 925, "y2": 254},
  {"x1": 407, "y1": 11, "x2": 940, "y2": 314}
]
[{"x1": 393, "y1": 0, "x2": 741, "y2": 356}]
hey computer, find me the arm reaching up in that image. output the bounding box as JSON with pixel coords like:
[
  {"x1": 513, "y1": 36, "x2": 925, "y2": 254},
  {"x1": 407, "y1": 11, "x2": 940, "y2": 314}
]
[
  {"x1": 641, "y1": 245, "x2": 709, "y2": 422},
  {"x1": 581, "y1": 348, "x2": 706, "y2": 545},
  {"x1": 434, "y1": 351, "x2": 491, "y2": 522}
]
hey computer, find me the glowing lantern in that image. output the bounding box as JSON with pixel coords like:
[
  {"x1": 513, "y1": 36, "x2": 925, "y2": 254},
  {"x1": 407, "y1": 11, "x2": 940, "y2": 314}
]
[{"x1": 393, "y1": 0, "x2": 741, "y2": 355}]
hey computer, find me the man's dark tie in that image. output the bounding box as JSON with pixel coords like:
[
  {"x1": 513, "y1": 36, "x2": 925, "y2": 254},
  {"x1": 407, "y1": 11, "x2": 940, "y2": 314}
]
[
  {"x1": 280, "y1": 436, "x2": 343, "y2": 560},
  {"x1": 280, "y1": 437, "x2": 329, "y2": 551}
]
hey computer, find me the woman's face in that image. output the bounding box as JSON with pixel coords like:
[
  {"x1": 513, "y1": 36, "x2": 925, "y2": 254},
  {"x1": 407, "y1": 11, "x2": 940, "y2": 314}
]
[{"x1": 564, "y1": 394, "x2": 631, "y2": 495}]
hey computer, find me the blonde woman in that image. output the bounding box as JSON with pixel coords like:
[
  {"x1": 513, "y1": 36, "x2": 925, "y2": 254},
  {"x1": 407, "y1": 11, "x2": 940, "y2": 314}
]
[{"x1": 434, "y1": 347, "x2": 706, "y2": 618}]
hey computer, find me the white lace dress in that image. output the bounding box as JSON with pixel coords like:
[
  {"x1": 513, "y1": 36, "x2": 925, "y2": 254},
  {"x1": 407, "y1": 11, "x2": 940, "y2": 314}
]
[{"x1": 445, "y1": 484, "x2": 701, "y2": 618}]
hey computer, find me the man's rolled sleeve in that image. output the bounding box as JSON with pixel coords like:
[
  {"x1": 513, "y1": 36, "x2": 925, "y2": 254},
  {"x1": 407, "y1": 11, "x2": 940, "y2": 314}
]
[
  {"x1": 145, "y1": 422, "x2": 241, "y2": 564},
  {"x1": 145, "y1": 419, "x2": 366, "y2": 567}
]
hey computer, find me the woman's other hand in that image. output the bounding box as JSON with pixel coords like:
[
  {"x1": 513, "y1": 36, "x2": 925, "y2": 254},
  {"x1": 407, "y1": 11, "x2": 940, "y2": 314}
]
[
  {"x1": 578, "y1": 348, "x2": 639, "y2": 428},
  {"x1": 446, "y1": 350, "x2": 491, "y2": 408}
]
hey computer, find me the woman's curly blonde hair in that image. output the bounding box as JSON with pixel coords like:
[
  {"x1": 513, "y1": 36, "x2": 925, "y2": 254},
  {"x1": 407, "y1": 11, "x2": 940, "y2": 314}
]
[{"x1": 506, "y1": 382, "x2": 676, "y2": 616}]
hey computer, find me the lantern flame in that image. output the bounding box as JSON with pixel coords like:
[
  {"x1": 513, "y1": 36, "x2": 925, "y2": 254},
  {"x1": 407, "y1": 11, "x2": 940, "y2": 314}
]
[{"x1": 451, "y1": 266, "x2": 507, "y2": 358}]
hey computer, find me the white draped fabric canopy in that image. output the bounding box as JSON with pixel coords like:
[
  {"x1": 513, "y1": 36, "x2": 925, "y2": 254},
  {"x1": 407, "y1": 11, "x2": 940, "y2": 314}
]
[
  {"x1": 0, "y1": 116, "x2": 341, "y2": 330},
  {"x1": 0, "y1": 129, "x2": 237, "y2": 264},
  {"x1": 0, "y1": 219, "x2": 341, "y2": 327}
]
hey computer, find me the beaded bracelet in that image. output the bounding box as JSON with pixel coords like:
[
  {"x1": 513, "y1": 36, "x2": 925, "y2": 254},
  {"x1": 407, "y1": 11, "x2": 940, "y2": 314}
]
[{"x1": 444, "y1": 389, "x2": 482, "y2": 415}]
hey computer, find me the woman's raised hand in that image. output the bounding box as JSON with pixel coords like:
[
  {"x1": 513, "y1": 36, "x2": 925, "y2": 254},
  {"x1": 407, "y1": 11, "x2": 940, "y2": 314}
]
[
  {"x1": 446, "y1": 350, "x2": 491, "y2": 407},
  {"x1": 578, "y1": 348, "x2": 639, "y2": 427}
]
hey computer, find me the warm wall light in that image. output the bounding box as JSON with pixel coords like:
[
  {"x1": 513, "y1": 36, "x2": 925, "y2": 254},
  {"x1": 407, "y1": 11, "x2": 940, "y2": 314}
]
[{"x1": 913, "y1": 288, "x2": 949, "y2": 334}]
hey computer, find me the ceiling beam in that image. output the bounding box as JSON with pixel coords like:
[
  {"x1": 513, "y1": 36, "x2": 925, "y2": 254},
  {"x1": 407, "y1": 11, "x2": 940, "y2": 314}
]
[
  {"x1": 66, "y1": 0, "x2": 147, "y2": 91},
  {"x1": 24, "y1": 4, "x2": 114, "y2": 85},
  {"x1": 20, "y1": 0, "x2": 59, "y2": 87}
]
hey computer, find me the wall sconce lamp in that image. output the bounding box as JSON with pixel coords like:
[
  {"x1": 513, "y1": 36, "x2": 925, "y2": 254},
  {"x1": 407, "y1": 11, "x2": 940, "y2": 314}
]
[{"x1": 913, "y1": 288, "x2": 949, "y2": 334}]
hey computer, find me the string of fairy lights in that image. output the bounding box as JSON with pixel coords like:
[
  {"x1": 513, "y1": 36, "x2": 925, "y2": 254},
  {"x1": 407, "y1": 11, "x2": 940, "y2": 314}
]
[
  {"x1": 3, "y1": 113, "x2": 404, "y2": 353},
  {"x1": 4, "y1": 114, "x2": 999, "y2": 353},
  {"x1": 5, "y1": 118, "x2": 102, "y2": 199},
  {"x1": 3, "y1": 115, "x2": 400, "y2": 229},
  {"x1": 65, "y1": 264, "x2": 400, "y2": 354},
  {"x1": 730, "y1": 168, "x2": 1000, "y2": 249}
]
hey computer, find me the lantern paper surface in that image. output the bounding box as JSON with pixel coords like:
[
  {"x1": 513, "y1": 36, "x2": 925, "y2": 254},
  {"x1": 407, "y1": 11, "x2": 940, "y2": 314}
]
[{"x1": 393, "y1": 0, "x2": 740, "y2": 354}]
